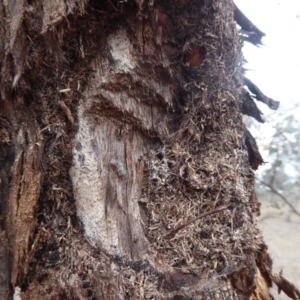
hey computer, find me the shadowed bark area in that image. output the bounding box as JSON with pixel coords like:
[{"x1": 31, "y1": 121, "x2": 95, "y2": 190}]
[{"x1": 0, "y1": 0, "x2": 290, "y2": 299}]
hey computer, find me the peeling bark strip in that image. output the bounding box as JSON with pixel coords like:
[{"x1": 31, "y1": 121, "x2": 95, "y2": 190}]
[
  {"x1": 244, "y1": 77, "x2": 280, "y2": 110},
  {"x1": 0, "y1": 103, "x2": 43, "y2": 287},
  {"x1": 242, "y1": 90, "x2": 265, "y2": 123},
  {"x1": 272, "y1": 273, "x2": 300, "y2": 299},
  {"x1": 0, "y1": 0, "x2": 292, "y2": 299},
  {"x1": 245, "y1": 128, "x2": 264, "y2": 170},
  {"x1": 234, "y1": 5, "x2": 265, "y2": 46}
]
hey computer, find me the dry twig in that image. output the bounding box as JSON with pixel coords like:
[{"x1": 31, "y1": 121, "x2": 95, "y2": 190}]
[{"x1": 164, "y1": 203, "x2": 232, "y2": 239}]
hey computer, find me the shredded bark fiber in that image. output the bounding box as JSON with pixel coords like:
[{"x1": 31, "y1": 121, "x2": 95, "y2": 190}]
[{"x1": 0, "y1": 0, "x2": 293, "y2": 299}]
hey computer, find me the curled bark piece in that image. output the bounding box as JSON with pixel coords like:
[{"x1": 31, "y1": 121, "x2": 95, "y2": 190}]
[
  {"x1": 244, "y1": 77, "x2": 280, "y2": 110},
  {"x1": 245, "y1": 128, "x2": 264, "y2": 170},
  {"x1": 241, "y1": 31, "x2": 264, "y2": 46},
  {"x1": 242, "y1": 91, "x2": 265, "y2": 123},
  {"x1": 272, "y1": 273, "x2": 300, "y2": 299},
  {"x1": 234, "y1": 5, "x2": 265, "y2": 46}
]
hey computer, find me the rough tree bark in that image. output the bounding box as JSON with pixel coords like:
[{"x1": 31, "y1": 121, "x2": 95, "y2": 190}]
[{"x1": 0, "y1": 0, "x2": 294, "y2": 299}]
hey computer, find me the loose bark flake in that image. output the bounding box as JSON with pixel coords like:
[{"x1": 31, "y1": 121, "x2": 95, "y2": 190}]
[
  {"x1": 242, "y1": 91, "x2": 265, "y2": 123},
  {"x1": 245, "y1": 128, "x2": 264, "y2": 170},
  {"x1": 272, "y1": 273, "x2": 300, "y2": 299},
  {"x1": 244, "y1": 77, "x2": 280, "y2": 110},
  {"x1": 234, "y1": 5, "x2": 265, "y2": 46}
]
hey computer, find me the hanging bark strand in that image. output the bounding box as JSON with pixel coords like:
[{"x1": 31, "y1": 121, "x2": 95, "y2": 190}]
[
  {"x1": 245, "y1": 128, "x2": 264, "y2": 170},
  {"x1": 244, "y1": 77, "x2": 280, "y2": 110},
  {"x1": 234, "y1": 5, "x2": 265, "y2": 46},
  {"x1": 242, "y1": 90, "x2": 265, "y2": 123}
]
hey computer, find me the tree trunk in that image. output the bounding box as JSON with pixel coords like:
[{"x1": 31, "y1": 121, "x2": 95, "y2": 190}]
[{"x1": 0, "y1": 0, "x2": 275, "y2": 299}]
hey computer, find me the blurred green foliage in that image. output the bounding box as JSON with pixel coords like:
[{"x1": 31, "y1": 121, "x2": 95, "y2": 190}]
[{"x1": 253, "y1": 105, "x2": 300, "y2": 214}]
